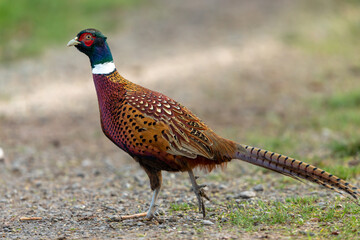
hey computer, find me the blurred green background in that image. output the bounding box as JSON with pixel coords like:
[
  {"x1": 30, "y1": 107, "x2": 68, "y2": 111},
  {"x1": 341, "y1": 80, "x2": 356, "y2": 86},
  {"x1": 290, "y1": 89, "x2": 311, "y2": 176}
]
[{"x1": 0, "y1": 0, "x2": 141, "y2": 61}]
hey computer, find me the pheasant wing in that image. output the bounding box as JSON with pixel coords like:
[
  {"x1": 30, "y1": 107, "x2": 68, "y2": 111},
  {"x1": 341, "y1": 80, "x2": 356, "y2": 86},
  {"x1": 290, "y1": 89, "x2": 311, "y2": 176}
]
[{"x1": 125, "y1": 89, "x2": 215, "y2": 159}]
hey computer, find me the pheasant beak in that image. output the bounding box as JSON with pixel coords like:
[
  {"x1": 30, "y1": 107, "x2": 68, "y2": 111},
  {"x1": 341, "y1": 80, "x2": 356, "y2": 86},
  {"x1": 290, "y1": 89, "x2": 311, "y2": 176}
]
[{"x1": 67, "y1": 37, "x2": 80, "y2": 47}]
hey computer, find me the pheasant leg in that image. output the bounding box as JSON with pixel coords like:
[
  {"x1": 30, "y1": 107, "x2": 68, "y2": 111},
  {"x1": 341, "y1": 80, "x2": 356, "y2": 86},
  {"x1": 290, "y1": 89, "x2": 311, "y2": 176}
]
[
  {"x1": 145, "y1": 186, "x2": 161, "y2": 220},
  {"x1": 188, "y1": 170, "x2": 210, "y2": 218},
  {"x1": 119, "y1": 187, "x2": 161, "y2": 220}
]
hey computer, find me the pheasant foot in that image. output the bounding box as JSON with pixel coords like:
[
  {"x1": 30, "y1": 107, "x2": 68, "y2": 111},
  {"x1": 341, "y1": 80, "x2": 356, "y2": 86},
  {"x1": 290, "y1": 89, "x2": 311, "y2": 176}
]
[{"x1": 188, "y1": 170, "x2": 210, "y2": 218}]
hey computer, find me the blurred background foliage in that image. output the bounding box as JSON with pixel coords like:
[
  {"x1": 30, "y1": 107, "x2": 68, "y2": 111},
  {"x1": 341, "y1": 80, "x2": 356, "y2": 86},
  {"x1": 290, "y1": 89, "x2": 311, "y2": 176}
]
[
  {"x1": 282, "y1": 0, "x2": 360, "y2": 57},
  {"x1": 280, "y1": 0, "x2": 360, "y2": 178},
  {"x1": 0, "y1": 0, "x2": 141, "y2": 61}
]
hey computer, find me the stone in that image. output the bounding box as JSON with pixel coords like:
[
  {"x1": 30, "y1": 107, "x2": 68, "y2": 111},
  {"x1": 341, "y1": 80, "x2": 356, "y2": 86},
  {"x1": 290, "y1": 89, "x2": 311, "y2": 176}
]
[
  {"x1": 299, "y1": 230, "x2": 315, "y2": 237},
  {"x1": 0, "y1": 147, "x2": 4, "y2": 162},
  {"x1": 236, "y1": 191, "x2": 256, "y2": 199},
  {"x1": 220, "y1": 217, "x2": 228, "y2": 223},
  {"x1": 202, "y1": 220, "x2": 214, "y2": 225},
  {"x1": 252, "y1": 184, "x2": 264, "y2": 192}
]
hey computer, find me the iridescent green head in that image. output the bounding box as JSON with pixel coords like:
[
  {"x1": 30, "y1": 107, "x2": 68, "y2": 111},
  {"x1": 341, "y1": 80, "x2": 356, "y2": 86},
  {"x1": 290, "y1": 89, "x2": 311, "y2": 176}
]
[{"x1": 67, "y1": 29, "x2": 113, "y2": 68}]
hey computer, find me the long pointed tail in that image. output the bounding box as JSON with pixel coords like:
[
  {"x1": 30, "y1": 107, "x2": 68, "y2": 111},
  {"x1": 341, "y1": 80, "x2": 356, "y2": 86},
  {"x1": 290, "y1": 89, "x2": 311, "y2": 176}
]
[{"x1": 235, "y1": 143, "x2": 359, "y2": 200}]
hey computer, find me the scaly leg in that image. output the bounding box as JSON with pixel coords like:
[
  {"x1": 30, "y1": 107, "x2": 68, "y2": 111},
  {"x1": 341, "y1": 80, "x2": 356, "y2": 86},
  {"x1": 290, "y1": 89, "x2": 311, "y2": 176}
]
[
  {"x1": 188, "y1": 170, "x2": 210, "y2": 218},
  {"x1": 145, "y1": 186, "x2": 161, "y2": 219},
  {"x1": 118, "y1": 187, "x2": 161, "y2": 220},
  {"x1": 116, "y1": 165, "x2": 162, "y2": 221}
]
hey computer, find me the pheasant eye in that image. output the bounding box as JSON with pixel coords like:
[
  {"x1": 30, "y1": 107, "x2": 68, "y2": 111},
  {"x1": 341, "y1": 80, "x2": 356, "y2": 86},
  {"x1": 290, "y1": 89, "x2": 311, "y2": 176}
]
[{"x1": 79, "y1": 33, "x2": 95, "y2": 47}]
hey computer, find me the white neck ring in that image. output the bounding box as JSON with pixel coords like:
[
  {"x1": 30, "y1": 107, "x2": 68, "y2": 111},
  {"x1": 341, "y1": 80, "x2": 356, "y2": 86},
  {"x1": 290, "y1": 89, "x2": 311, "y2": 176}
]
[{"x1": 92, "y1": 62, "x2": 116, "y2": 74}]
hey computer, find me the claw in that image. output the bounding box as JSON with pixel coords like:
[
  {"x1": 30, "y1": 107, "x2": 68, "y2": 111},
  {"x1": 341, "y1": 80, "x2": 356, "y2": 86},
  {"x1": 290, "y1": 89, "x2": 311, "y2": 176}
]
[
  {"x1": 144, "y1": 213, "x2": 154, "y2": 221},
  {"x1": 188, "y1": 170, "x2": 211, "y2": 218},
  {"x1": 190, "y1": 184, "x2": 207, "y2": 192},
  {"x1": 199, "y1": 188, "x2": 211, "y2": 201}
]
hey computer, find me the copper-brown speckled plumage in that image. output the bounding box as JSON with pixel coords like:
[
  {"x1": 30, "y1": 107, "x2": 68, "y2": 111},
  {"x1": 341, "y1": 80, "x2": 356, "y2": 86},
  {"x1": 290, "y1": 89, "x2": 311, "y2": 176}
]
[
  {"x1": 69, "y1": 29, "x2": 359, "y2": 220},
  {"x1": 93, "y1": 71, "x2": 237, "y2": 173}
]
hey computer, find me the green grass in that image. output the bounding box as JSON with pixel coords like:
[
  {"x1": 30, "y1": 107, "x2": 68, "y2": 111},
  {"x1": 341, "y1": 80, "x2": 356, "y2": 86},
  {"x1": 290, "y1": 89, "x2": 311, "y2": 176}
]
[
  {"x1": 310, "y1": 91, "x2": 360, "y2": 173},
  {"x1": 169, "y1": 203, "x2": 193, "y2": 212},
  {"x1": 324, "y1": 90, "x2": 360, "y2": 109},
  {"x1": 0, "y1": 0, "x2": 142, "y2": 61},
  {"x1": 328, "y1": 139, "x2": 360, "y2": 158},
  {"x1": 218, "y1": 196, "x2": 360, "y2": 238}
]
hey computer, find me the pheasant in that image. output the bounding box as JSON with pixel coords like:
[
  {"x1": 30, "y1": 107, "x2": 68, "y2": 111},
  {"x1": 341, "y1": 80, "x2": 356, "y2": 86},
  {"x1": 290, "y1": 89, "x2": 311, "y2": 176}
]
[{"x1": 67, "y1": 29, "x2": 359, "y2": 220}]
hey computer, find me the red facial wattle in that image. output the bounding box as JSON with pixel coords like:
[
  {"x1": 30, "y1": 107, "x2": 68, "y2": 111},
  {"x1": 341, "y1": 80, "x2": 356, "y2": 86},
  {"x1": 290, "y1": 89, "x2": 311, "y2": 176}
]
[{"x1": 79, "y1": 33, "x2": 95, "y2": 47}]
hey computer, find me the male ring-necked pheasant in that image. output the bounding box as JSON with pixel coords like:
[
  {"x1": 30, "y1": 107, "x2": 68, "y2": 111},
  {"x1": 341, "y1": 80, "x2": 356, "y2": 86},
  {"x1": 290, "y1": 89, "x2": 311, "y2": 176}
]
[{"x1": 68, "y1": 29, "x2": 359, "y2": 220}]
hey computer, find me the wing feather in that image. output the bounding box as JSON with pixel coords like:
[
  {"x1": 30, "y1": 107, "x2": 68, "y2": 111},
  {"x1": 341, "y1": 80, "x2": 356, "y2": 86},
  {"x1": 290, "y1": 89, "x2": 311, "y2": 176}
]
[{"x1": 125, "y1": 89, "x2": 215, "y2": 159}]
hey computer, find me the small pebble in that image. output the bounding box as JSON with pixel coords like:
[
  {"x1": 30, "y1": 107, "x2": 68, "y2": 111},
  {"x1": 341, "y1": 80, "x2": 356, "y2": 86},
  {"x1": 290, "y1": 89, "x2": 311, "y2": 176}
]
[
  {"x1": 11, "y1": 161, "x2": 22, "y2": 173},
  {"x1": 202, "y1": 220, "x2": 214, "y2": 225},
  {"x1": 93, "y1": 169, "x2": 101, "y2": 176},
  {"x1": 2, "y1": 226, "x2": 12, "y2": 232},
  {"x1": 319, "y1": 192, "x2": 328, "y2": 197},
  {"x1": 81, "y1": 159, "x2": 92, "y2": 167},
  {"x1": 237, "y1": 203, "x2": 246, "y2": 209},
  {"x1": 299, "y1": 230, "x2": 315, "y2": 236},
  {"x1": 220, "y1": 217, "x2": 228, "y2": 223},
  {"x1": 81, "y1": 212, "x2": 93, "y2": 218},
  {"x1": 106, "y1": 215, "x2": 119, "y2": 222},
  {"x1": 236, "y1": 191, "x2": 256, "y2": 199},
  {"x1": 73, "y1": 204, "x2": 86, "y2": 210},
  {"x1": 226, "y1": 194, "x2": 234, "y2": 200},
  {"x1": 76, "y1": 172, "x2": 85, "y2": 178},
  {"x1": 209, "y1": 212, "x2": 217, "y2": 217},
  {"x1": 252, "y1": 184, "x2": 264, "y2": 192},
  {"x1": 0, "y1": 147, "x2": 4, "y2": 162},
  {"x1": 71, "y1": 183, "x2": 80, "y2": 189},
  {"x1": 317, "y1": 202, "x2": 326, "y2": 209}
]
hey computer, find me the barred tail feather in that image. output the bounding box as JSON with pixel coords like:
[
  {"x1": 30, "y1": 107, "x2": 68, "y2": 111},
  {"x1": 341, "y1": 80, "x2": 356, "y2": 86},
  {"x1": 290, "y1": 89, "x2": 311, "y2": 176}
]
[{"x1": 235, "y1": 144, "x2": 360, "y2": 200}]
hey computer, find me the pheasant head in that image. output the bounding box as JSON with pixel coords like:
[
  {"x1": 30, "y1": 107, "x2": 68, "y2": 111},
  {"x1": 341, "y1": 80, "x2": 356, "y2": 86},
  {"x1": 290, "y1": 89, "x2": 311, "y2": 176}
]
[{"x1": 67, "y1": 28, "x2": 115, "y2": 74}]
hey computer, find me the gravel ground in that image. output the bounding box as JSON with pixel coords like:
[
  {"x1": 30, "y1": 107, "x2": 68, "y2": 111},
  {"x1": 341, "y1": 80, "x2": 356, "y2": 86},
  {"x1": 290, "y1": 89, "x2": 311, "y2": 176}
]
[{"x1": 0, "y1": 0, "x2": 352, "y2": 239}]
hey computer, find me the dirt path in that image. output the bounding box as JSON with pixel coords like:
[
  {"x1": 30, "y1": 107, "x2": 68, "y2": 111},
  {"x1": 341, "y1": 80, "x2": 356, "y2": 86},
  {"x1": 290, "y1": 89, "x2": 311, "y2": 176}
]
[{"x1": 0, "y1": 0, "x2": 338, "y2": 239}]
